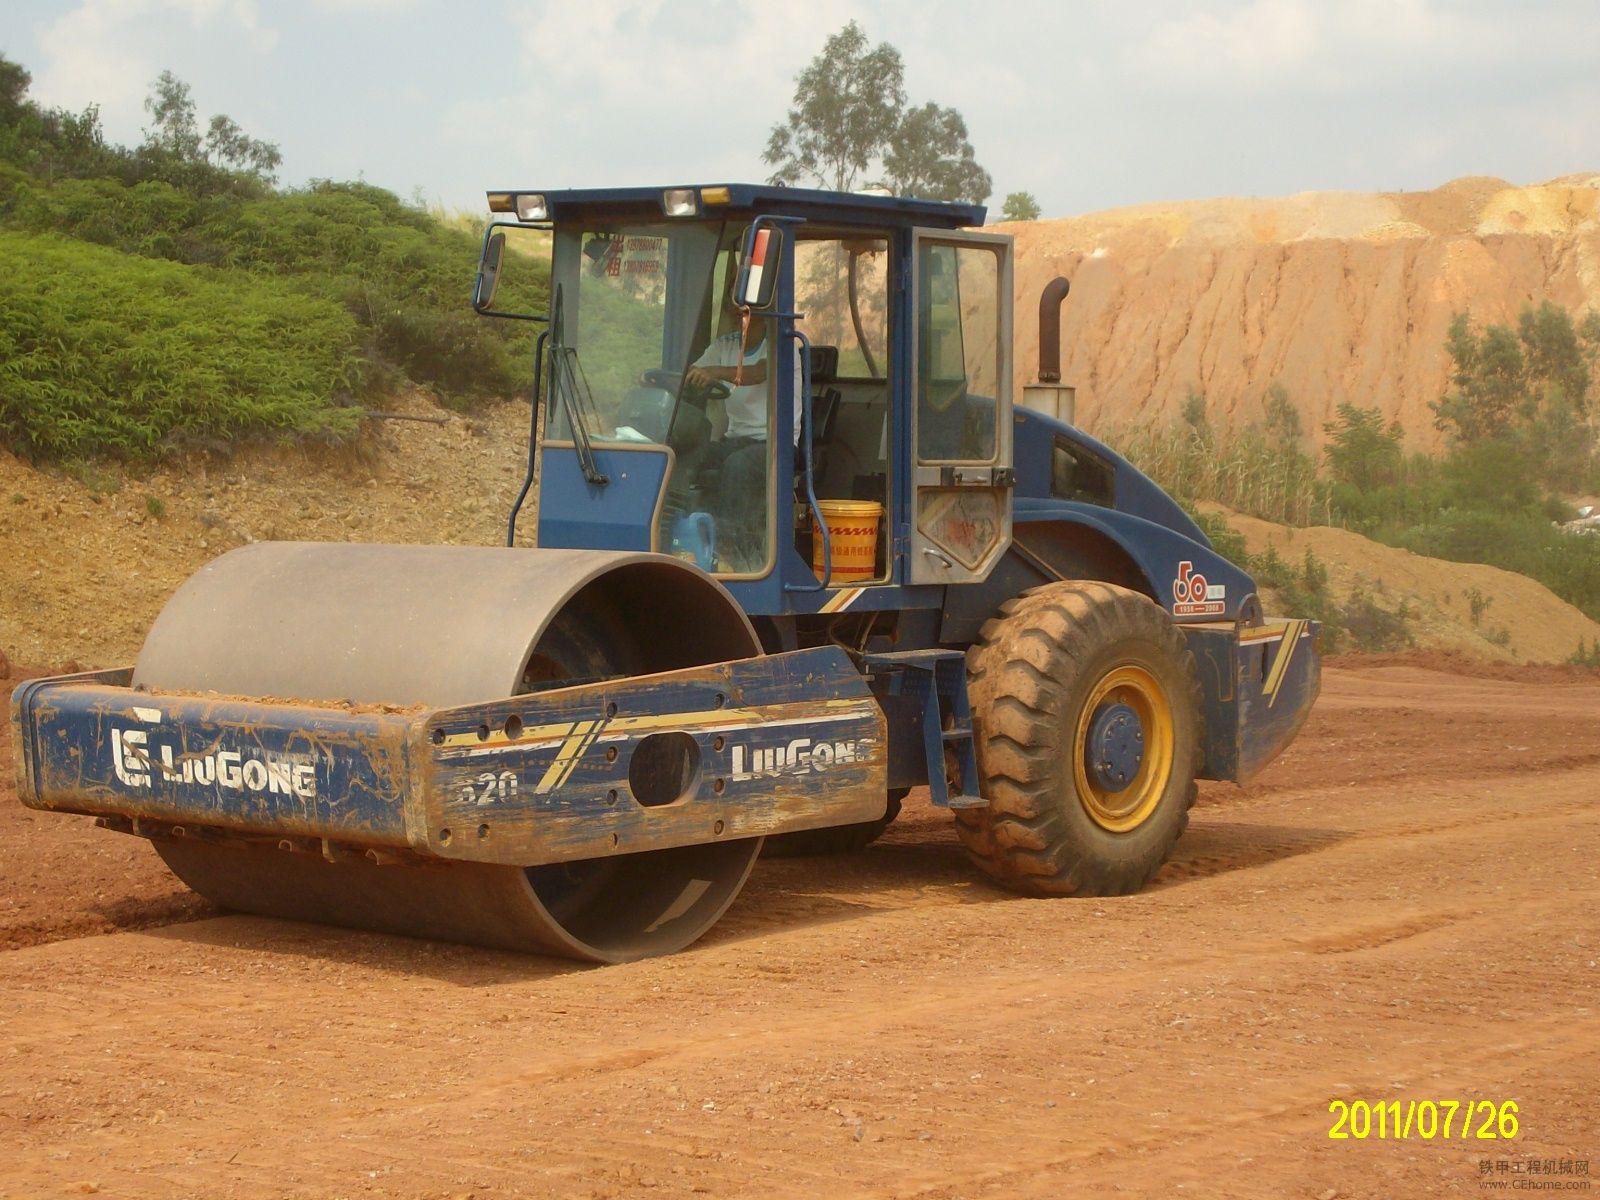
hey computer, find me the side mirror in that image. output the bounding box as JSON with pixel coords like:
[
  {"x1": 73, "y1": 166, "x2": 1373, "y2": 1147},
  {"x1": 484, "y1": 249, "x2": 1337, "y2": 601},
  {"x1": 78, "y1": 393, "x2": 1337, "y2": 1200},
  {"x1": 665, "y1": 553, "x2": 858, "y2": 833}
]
[
  {"x1": 734, "y1": 224, "x2": 784, "y2": 311},
  {"x1": 473, "y1": 230, "x2": 506, "y2": 312}
]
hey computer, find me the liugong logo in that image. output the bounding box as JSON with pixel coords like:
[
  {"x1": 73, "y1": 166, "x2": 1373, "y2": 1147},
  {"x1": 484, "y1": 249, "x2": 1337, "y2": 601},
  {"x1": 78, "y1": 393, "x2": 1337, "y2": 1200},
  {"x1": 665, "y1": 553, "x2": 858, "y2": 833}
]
[{"x1": 112, "y1": 725, "x2": 317, "y2": 799}]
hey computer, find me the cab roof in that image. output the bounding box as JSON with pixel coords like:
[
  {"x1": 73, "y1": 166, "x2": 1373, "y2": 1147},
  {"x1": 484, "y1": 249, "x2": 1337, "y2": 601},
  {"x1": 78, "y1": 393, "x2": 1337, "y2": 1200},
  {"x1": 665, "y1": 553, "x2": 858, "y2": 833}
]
[{"x1": 490, "y1": 183, "x2": 987, "y2": 230}]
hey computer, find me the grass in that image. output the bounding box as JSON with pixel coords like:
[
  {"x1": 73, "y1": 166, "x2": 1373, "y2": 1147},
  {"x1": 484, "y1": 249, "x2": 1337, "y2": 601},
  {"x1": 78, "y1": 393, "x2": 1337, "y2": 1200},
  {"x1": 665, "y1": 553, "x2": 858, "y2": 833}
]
[
  {"x1": 1110, "y1": 418, "x2": 1329, "y2": 529},
  {"x1": 0, "y1": 232, "x2": 362, "y2": 459},
  {"x1": 0, "y1": 56, "x2": 554, "y2": 463}
]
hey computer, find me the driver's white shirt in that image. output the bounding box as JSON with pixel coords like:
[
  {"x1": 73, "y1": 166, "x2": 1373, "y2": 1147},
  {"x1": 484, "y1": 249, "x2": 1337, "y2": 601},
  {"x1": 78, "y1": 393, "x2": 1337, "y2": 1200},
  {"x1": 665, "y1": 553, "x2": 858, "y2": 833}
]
[{"x1": 694, "y1": 333, "x2": 803, "y2": 443}]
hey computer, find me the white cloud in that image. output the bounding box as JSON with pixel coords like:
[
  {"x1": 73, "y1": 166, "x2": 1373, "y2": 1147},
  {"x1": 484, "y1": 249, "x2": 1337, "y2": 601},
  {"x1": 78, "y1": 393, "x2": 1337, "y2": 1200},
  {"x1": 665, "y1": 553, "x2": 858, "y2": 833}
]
[
  {"x1": 30, "y1": 0, "x2": 277, "y2": 141},
  {"x1": 1131, "y1": 0, "x2": 1318, "y2": 89},
  {"x1": 510, "y1": 0, "x2": 847, "y2": 105},
  {"x1": 1123, "y1": 0, "x2": 1506, "y2": 94}
]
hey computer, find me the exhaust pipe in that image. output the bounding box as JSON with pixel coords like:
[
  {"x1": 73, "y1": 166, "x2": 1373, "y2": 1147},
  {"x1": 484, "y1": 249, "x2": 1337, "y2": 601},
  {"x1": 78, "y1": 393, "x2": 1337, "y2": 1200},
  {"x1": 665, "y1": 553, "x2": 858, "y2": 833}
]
[
  {"x1": 1037, "y1": 276, "x2": 1070, "y2": 384},
  {"x1": 1022, "y1": 277, "x2": 1076, "y2": 424}
]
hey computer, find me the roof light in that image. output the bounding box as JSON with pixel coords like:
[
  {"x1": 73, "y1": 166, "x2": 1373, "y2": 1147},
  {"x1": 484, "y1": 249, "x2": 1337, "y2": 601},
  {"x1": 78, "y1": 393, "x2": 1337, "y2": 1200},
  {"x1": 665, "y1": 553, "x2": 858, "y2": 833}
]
[
  {"x1": 700, "y1": 186, "x2": 732, "y2": 205},
  {"x1": 486, "y1": 192, "x2": 515, "y2": 213},
  {"x1": 662, "y1": 188, "x2": 698, "y2": 217},
  {"x1": 515, "y1": 193, "x2": 548, "y2": 222}
]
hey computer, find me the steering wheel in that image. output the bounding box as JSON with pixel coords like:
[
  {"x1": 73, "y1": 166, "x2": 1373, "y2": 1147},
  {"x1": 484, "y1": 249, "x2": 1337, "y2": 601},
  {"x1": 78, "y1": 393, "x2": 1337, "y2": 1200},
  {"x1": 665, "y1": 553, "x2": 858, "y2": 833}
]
[{"x1": 641, "y1": 368, "x2": 731, "y2": 402}]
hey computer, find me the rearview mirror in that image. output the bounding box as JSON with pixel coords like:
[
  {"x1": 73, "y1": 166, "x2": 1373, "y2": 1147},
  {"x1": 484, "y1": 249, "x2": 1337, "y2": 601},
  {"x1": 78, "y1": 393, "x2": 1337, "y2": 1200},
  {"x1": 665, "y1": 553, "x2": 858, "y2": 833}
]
[
  {"x1": 473, "y1": 230, "x2": 506, "y2": 312},
  {"x1": 734, "y1": 224, "x2": 784, "y2": 311}
]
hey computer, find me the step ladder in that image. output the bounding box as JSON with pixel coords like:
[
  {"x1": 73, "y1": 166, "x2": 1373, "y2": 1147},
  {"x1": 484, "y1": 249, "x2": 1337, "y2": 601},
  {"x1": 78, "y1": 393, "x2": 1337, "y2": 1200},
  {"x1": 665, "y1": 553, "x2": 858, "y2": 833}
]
[{"x1": 862, "y1": 649, "x2": 986, "y2": 809}]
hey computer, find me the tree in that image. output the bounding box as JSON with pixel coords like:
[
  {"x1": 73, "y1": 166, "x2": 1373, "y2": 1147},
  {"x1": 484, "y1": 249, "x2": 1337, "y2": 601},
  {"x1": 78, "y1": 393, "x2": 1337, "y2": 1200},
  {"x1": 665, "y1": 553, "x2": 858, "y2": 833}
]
[
  {"x1": 1324, "y1": 402, "x2": 1404, "y2": 492},
  {"x1": 764, "y1": 22, "x2": 990, "y2": 204},
  {"x1": 1432, "y1": 302, "x2": 1599, "y2": 490},
  {"x1": 1262, "y1": 381, "x2": 1303, "y2": 450},
  {"x1": 882, "y1": 102, "x2": 990, "y2": 204},
  {"x1": 764, "y1": 22, "x2": 905, "y2": 193},
  {"x1": 140, "y1": 69, "x2": 280, "y2": 186},
  {"x1": 0, "y1": 55, "x2": 29, "y2": 120},
  {"x1": 1434, "y1": 302, "x2": 1597, "y2": 443},
  {"x1": 205, "y1": 114, "x2": 282, "y2": 180},
  {"x1": 1001, "y1": 191, "x2": 1040, "y2": 221},
  {"x1": 0, "y1": 54, "x2": 115, "y2": 184},
  {"x1": 143, "y1": 70, "x2": 202, "y2": 161}
]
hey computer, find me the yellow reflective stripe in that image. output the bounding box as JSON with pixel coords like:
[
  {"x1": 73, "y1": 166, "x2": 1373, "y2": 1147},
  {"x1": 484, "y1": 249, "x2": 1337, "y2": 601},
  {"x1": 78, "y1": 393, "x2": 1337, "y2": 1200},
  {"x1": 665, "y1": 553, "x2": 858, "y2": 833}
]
[
  {"x1": 1238, "y1": 619, "x2": 1292, "y2": 644},
  {"x1": 1262, "y1": 620, "x2": 1307, "y2": 706},
  {"x1": 820, "y1": 587, "x2": 865, "y2": 614},
  {"x1": 439, "y1": 696, "x2": 877, "y2": 753},
  {"x1": 534, "y1": 719, "x2": 603, "y2": 794}
]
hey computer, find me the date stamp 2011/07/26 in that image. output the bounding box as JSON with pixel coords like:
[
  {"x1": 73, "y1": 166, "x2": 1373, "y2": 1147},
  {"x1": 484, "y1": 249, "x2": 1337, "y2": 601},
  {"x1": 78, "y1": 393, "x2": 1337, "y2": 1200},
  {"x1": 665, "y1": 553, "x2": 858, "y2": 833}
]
[{"x1": 1328, "y1": 1100, "x2": 1518, "y2": 1141}]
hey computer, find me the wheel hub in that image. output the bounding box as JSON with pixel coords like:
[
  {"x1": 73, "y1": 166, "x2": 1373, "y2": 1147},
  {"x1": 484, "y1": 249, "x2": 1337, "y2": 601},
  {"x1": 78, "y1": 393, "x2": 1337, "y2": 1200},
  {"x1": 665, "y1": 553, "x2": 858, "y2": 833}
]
[
  {"x1": 1070, "y1": 664, "x2": 1176, "y2": 833},
  {"x1": 1085, "y1": 701, "x2": 1145, "y2": 793}
]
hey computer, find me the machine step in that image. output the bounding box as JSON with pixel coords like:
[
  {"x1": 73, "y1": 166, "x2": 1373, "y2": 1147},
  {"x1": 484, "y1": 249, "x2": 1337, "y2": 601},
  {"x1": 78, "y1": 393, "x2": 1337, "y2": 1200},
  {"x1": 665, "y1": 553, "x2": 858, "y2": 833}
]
[{"x1": 862, "y1": 649, "x2": 982, "y2": 809}]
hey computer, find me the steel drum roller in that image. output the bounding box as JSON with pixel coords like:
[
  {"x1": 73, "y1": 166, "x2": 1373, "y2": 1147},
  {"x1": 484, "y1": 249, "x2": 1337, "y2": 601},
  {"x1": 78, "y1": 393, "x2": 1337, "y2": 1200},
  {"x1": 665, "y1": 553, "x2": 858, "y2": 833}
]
[{"x1": 136, "y1": 542, "x2": 765, "y2": 963}]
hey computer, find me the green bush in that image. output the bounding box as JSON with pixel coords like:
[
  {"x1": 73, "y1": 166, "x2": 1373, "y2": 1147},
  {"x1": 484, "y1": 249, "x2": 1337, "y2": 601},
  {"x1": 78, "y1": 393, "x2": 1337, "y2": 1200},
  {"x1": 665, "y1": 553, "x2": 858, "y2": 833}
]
[
  {"x1": 1398, "y1": 510, "x2": 1600, "y2": 621},
  {"x1": 191, "y1": 183, "x2": 542, "y2": 401},
  {"x1": 0, "y1": 232, "x2": 362, "y2": 459},
  {"x1": 4, "y1": 170, "x2": 545, "y2": 412},
  {"x1": 9, "y1": 176, "x2": 199, "y2": 260},
  {"x1": 1339, "y1": 589, "x2": 1414, "y2": 652},
  {"x1": 0, "y1": 56, "x2": 550, "y2": 461}
]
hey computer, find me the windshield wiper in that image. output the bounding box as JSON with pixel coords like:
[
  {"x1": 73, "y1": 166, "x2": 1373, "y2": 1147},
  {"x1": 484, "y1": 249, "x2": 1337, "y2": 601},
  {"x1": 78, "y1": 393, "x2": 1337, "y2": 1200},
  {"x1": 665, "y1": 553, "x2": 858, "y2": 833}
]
[
  {"x1": 548, "y1": 285, "x2": 608, "y2": 486},
  {"x1": 550, "y1": 345, "x2": 608, "y2": 486}
]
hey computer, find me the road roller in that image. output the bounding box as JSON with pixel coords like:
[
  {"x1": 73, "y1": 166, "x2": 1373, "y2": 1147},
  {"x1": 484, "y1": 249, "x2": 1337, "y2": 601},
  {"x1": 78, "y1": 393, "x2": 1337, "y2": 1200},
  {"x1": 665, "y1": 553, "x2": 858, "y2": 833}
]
[{"x1": 11, "y1": 183, "x2": 1322, "y2": 962}]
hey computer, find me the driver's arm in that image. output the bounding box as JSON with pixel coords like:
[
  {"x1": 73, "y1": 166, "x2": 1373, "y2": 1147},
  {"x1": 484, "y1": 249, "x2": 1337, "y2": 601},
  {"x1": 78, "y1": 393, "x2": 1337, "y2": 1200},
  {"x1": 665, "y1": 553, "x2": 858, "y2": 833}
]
[{"x1": 687, "y1": 360, "x2": 768, "y2": 388}]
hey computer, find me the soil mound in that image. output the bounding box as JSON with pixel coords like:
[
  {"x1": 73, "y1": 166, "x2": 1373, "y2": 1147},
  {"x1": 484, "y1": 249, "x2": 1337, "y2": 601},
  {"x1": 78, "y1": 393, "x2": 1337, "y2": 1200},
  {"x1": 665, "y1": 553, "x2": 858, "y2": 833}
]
[
  {"x1": 0, "y1": 388, "x2": 534, "y2": 667},
  {"x1": 1207, "y1": 505, "x2": 1600, "y2": 663}
]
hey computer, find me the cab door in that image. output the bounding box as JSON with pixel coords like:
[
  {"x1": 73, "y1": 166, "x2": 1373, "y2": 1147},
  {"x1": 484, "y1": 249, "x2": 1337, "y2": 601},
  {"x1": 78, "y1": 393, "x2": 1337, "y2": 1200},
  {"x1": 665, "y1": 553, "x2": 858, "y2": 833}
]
[{"x1": 908, "y1": 229, "x2": 1014, "y2": 584}]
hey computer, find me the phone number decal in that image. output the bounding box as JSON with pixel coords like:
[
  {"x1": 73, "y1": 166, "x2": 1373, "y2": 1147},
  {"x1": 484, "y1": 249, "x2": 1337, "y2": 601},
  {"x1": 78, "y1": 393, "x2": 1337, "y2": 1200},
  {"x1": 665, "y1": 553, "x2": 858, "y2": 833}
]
[{"x1": 1328, "y1": 1100, "x2": 1518, "y2": 1140}]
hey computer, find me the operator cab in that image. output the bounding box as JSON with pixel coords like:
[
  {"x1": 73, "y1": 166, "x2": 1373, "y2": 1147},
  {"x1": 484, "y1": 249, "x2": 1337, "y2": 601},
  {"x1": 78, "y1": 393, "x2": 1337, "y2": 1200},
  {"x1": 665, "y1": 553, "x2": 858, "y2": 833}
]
[{"x1": 473, "y1": 184, "x2": 1014, "y2": 620}]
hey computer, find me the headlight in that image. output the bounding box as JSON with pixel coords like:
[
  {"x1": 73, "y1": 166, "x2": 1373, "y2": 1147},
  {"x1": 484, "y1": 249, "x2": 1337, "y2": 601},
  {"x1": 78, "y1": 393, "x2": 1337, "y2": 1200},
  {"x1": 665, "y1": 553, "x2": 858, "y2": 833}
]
[
  {"x1": 662, "y1": 188, "x2": 697, "y2": 217},
  {"x1": 515, "y1": 193, "x2": 548, "y2": 222}
]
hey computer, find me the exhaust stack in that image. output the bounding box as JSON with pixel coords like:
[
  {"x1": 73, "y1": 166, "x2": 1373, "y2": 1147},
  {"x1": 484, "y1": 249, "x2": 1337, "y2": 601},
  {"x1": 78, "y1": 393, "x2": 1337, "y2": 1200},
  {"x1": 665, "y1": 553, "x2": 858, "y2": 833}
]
[{"x1": 1021, "y1": 276, "x2": 1075, "y2": 424}]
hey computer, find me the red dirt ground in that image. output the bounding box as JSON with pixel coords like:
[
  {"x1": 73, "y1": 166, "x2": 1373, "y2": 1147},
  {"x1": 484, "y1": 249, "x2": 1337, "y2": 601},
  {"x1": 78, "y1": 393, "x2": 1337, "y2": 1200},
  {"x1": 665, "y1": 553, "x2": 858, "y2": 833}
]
[{"x1": 2, "y1": 661, "x2": 1597, "y2": 1198}]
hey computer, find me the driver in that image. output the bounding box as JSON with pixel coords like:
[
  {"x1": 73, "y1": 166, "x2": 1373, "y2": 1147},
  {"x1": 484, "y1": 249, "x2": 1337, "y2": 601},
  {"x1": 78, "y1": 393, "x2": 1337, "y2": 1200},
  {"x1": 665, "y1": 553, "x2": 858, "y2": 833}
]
[{"x1": 683, "y1": 274, "x2": 801, "y2": 569}]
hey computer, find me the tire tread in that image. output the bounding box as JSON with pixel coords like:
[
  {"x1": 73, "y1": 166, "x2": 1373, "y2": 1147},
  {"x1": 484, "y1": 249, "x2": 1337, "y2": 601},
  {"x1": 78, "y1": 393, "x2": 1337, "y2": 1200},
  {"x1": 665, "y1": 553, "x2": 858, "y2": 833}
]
[{"x1": 957, "y1": 582, "x2": 1204, "y2": 897}]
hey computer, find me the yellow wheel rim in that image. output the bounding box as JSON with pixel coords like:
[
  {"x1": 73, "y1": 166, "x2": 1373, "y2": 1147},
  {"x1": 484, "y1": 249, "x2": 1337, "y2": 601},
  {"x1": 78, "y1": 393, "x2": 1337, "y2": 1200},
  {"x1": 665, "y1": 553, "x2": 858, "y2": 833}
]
[{"x1": 1072, "y1": 665, "x2": 1175, "y2": 833}]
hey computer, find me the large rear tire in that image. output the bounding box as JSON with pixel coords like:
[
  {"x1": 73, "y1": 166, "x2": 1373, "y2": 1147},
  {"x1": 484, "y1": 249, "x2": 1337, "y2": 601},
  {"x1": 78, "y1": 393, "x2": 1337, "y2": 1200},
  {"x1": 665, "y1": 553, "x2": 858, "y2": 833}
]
[{"x1": 957, "y1": 582, "x2": 1202, "y2": 896}]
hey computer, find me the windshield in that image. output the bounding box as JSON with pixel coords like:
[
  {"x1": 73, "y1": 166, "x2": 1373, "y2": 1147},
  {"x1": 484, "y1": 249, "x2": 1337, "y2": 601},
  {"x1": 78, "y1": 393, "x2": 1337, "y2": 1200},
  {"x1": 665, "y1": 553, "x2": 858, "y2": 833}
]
[{"x1": 544, "y1": 219, "x2": 777, "y2": 576}]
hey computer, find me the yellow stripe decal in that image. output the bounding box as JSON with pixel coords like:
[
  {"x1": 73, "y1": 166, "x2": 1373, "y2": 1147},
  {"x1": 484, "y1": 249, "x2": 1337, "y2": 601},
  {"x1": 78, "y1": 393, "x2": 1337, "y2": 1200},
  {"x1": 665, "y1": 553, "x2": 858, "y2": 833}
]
[
  {"x1": 534, "y1": 719, "x2": 600, "y2": 794},
  {"x1": 1262, "y1": 620, "x2": 1307, "y2": 706},
  {"x1": 439, "y1": 697, "x2": 877, "y2": 756},
  {"x1": 820, "y1": 587, "x2": 865, "y2": 614},
  {"x1": 1238, "y1": 620, "x2": 1292, "y2": 644}
]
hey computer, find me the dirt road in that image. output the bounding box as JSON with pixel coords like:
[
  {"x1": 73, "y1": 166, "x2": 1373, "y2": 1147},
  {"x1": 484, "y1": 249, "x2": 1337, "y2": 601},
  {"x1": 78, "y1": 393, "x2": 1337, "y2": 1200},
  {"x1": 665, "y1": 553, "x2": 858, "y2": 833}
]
[{"x1": 2, "y1": 661, "x2": 1597, "y2": 1199}]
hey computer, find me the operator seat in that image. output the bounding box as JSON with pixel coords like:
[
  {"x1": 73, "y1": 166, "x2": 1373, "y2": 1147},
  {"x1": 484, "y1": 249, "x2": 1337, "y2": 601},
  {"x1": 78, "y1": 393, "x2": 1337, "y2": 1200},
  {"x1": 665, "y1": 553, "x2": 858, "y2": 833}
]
[{"x1": 801, "y1": 345, "x2": 843, "y2": 476}]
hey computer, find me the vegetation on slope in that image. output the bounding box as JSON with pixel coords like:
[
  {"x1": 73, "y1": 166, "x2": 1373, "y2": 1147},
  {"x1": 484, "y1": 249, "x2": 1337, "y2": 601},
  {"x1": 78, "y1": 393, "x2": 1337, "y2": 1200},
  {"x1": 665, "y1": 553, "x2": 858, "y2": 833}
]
[
  {"x1": 1109, "y1": 302, "x2": 1600, "y2": 653},
  {"x1": 0, "y1": 55, "x2": 546, "y2": 461},
  {"x1": 0, "y1": 232, "x2": 362, "y2": 458}
]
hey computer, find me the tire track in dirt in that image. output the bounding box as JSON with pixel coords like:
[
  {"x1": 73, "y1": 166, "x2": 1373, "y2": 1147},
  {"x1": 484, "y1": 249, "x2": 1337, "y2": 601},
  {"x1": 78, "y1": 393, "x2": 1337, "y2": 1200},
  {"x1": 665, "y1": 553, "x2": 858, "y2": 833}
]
[
  {"x1": 1, "y1": 663, "x2": 1597, "y2": 1197},
  {"x1": 4, "y1": 664, "x2": 1597, "y2": 952}
]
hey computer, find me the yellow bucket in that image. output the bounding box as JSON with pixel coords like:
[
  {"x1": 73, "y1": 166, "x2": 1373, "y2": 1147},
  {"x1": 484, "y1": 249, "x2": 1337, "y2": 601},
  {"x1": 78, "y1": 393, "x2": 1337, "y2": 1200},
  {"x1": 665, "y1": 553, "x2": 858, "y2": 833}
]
[{"x1": 811, "y1": 500, "x2": 883, "y2": 582}]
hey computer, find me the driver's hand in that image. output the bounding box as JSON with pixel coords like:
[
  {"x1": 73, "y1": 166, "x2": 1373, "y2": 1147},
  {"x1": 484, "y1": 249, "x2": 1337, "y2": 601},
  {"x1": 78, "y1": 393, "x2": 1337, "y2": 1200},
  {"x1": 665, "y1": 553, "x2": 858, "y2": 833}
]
[{"x1": 685, "y1": 366, "x2": 715, "y2": 388}]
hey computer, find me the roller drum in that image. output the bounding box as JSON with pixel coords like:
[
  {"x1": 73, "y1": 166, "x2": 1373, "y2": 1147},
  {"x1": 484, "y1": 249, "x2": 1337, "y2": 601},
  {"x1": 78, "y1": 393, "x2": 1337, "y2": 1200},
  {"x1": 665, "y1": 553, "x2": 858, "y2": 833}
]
[{"x1": 137, "y1": 542, "x2": 765, "y2": 963}]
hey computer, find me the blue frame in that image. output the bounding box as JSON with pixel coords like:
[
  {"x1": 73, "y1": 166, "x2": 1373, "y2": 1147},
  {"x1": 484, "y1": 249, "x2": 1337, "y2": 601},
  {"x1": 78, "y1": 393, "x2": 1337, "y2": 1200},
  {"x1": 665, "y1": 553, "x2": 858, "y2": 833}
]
[{"x1": 485, "y1": 183, "x2": 1320, "y2": 785}]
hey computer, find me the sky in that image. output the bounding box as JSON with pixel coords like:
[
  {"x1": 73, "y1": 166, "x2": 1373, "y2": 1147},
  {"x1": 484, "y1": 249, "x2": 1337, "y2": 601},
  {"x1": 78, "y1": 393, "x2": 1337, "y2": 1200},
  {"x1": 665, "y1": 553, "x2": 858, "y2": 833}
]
[{"x1": 2, "y1": 0, "x2": 1597, "y2": 220}]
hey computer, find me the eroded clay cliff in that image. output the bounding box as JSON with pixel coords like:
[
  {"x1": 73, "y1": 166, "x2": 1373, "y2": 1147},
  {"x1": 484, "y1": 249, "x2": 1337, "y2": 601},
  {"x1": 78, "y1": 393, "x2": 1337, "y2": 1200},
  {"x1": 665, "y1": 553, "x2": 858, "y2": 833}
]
[{"x1": 999, "y1": 174, "x2": 1600, "y2": 449}]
